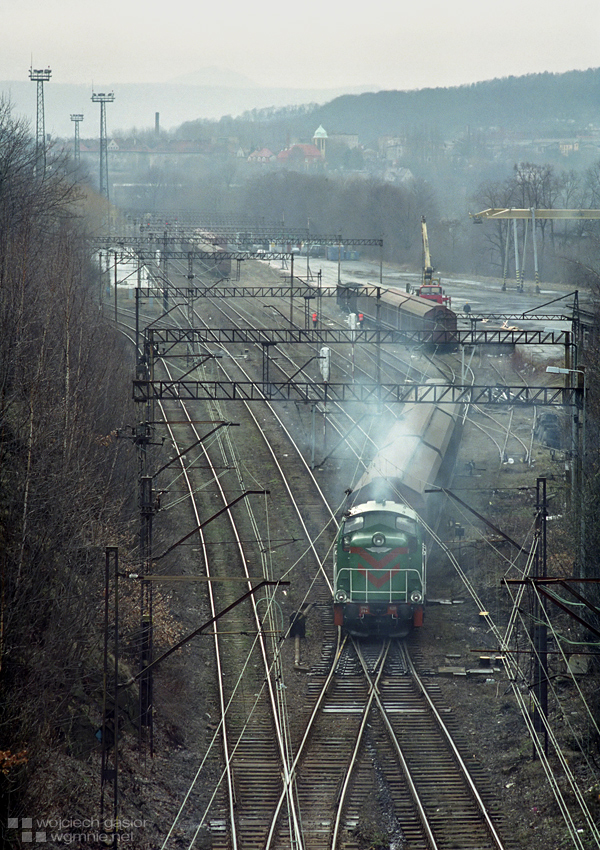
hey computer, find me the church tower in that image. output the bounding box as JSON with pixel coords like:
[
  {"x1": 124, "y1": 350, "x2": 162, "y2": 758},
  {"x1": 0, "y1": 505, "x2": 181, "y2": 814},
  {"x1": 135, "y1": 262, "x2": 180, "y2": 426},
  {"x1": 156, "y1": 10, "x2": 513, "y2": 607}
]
[{"x1": 313, "y1": 125, "x2": 328, "y2": 157}]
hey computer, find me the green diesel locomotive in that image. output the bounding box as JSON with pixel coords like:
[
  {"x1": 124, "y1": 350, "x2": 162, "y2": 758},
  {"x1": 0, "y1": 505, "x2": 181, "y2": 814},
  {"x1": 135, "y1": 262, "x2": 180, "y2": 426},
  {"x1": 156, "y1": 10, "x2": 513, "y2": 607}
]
[
  {"x1": 333, "y1": 390, "x2": 459, "y2": 637},
  {"x1": 333, "y1": 500, "x2": 425, "y2": 637}
]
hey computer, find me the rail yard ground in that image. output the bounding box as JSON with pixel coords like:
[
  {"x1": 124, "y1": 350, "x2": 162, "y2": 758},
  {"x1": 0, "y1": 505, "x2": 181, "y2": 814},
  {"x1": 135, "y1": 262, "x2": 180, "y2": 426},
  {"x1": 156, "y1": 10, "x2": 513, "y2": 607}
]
[
  {"x1": 215, "y1": 259, "x2": 594, "y2": 847},
  {"x1": 151, "y1": 258, "x2": 593, "y2": 848},
  {"x1": 276, "y1": 289, "x2": 596, "y2": 845},
  {"x1": 26, "y1": 256, "x2": 597, "y2": 848}
]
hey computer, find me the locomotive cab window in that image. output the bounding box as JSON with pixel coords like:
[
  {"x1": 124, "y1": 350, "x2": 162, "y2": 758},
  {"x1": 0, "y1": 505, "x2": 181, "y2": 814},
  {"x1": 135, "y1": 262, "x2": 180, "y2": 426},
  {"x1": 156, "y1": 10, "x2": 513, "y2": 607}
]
[
  {"x1": 395, "y1": 516, "x2": 419, "y2": 552},
  {"x1": 341, "y1": 516, "x2": 364, "y2": 551},
  {"x1": 390, "y1": 530, "x2": 418, "y2": 552},
  {"x1": 395, "y1": 516, "x2": 418, "y2": 535},
  {"x1": 343, "y1": 516, "x2": 364, "y2": 533},
  {"x1": 341, "y1": 512, "x2": 419, "y2": 552}
]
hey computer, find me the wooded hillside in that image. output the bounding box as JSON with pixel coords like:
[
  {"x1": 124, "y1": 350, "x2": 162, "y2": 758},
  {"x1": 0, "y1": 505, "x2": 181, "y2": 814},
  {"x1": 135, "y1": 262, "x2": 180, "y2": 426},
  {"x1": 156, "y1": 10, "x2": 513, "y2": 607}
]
[
  {"x1": 0, "y1": 99, "x2": 137, "y2": 830},
  {"x1": 179, "y1": 68, "x2": 600, "y2": 146}
]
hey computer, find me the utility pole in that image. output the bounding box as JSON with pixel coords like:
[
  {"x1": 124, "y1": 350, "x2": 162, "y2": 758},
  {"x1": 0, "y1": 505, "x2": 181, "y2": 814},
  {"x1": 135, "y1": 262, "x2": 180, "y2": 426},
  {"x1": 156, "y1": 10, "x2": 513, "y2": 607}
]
[
  {"x1": 70, "y1": 113, "x2": 83, "y2": 164},
  {"x1": 139, "y1": 476, "x2": 154, "y2": 753},
  {"x1": 92, "y1": 91, "x2": 115, "y2": 200},
  {"x1": 100, "y1": 547, "x2": 120, "y2": 848},
  {"x1": 29, "y1": 66, "x2": 51, "y2": 173},
  {"x1": 532, "y1": 477, "x2": 548, "y2": 758}
]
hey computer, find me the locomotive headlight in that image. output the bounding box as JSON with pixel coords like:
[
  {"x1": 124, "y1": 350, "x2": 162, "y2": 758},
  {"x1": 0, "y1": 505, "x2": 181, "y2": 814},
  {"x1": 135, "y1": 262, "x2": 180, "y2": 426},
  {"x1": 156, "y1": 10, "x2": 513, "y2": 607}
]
[
  {"x1": 410, "y1": 590, "x2": 423, "y2": 604},
  {"x1": 372, "y1": 532, "x2": 386, "y2": 547},
  {"x1": 335, "y1": 589, "x2": 348, "y2": 603}
]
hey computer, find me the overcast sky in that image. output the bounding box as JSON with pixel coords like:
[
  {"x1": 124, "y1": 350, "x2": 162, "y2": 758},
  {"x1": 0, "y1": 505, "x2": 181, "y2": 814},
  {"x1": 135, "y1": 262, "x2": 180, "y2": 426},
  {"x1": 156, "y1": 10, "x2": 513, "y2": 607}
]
[{"x1": 3, "y1": 0, "x2": 600, "y2": 92}]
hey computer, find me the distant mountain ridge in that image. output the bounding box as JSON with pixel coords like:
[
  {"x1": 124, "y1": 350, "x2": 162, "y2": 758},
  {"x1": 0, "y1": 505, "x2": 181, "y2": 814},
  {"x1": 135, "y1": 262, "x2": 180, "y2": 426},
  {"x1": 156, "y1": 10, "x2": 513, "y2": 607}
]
[{"x1": 0, "y1": 72, "x2": 376, "y2": 139}]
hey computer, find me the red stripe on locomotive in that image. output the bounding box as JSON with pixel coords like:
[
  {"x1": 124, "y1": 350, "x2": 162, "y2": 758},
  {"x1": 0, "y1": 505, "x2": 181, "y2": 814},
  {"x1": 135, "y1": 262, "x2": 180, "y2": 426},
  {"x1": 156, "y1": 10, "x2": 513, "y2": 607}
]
[{"x1": 349, "y1": 546, "x2": 409, "y2": 589}]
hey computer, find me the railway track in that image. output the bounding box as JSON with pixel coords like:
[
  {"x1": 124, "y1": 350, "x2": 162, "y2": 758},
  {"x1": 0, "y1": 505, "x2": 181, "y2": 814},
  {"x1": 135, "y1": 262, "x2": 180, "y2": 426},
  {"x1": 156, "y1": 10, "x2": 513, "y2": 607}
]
[
  {"x1": 112, "y1": 255, "x2": 517, "y2": 850},
  {"x1": 154, "y1": 365, "x2": 291, "y2": 850},
  {"x1": 155, "y1": 251, "x2": 465, "y2": 514},
  {"x1": 125, "y1": 294, "x2": 340, "y2": 847},
  {"x1": 263, "y1": 638, "x2": 512, "y2": 850},
  {"x1": 154, "y1": 365, "x2": 318, "y2": 850}
]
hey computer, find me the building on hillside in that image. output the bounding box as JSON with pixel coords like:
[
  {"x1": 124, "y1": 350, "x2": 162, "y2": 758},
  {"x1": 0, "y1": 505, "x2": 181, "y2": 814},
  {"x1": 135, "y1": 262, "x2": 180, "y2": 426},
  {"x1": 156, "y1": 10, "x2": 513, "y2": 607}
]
[
  {"x1": 78, "y1": 137, "x2": 217, "y2": 174},
  {"x1": 247, "y1": 147, "x2": 276, "y2": 164},
  {"x1": 379, "y1": 136, "x2": 405, "y2": 162},
  {"x1": 276, "y1": 143, "x2": 324, "y2": 170},
  {"x1": 312, "y1": 127, "x2": 360, "y2": 163}
]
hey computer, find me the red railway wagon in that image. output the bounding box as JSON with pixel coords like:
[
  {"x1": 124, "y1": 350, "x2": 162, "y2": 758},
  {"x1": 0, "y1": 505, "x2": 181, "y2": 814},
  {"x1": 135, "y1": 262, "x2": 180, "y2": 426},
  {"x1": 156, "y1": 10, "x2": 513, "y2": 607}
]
[{"x1": 337, "y1": 284, "x2": 457, "y2": 345}]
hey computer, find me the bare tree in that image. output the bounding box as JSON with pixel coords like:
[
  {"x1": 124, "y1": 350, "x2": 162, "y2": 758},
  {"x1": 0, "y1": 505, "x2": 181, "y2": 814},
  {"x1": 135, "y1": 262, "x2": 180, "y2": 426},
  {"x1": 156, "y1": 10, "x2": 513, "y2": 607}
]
[{"x1": 0, "y1": 98, "x2": 137, "y2": 817}]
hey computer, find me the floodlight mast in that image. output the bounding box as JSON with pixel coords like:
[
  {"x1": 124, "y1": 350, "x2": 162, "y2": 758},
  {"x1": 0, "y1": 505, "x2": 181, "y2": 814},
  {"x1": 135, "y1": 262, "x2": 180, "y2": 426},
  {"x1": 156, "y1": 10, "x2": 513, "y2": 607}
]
[
  {"x1": 91, "y1": 92, "x2": 115, "y2": 200},
  {"x1": 70, "y1": 114, "x2": 84, "y2": 165},
  {"x1": 29, "y1": 67, "x2": 52, "y2": 173}
]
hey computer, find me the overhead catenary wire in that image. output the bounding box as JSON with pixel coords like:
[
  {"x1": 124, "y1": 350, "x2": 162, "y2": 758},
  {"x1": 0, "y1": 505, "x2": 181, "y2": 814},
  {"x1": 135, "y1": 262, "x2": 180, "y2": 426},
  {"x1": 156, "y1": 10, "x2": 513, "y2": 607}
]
[
  {"x1": 500, "y1": 573, "x2": 600, "y2": 845},
  {"x1": 351, "y1": 464, "x2": 598, "y2": 847},
  {"x1": 161, "y1": 505, "x2": 344, "y2": 848},
  {"x1": 154, "y1": 281, "x2": 349, "y2": 847},
  {"x1": 122, "y1": 253, "x2": 594, "y2": 847},
  {"x1": 515, "y1": 580, "x2": 600, "y2": 770}
]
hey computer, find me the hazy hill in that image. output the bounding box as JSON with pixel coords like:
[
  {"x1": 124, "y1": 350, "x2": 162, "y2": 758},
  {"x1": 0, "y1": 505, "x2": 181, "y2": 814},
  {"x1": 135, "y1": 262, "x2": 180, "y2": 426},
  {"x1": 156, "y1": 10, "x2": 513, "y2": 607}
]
[
  {"x1": 293, "y1": 69, "x2": 600, "y2": 144},
  {"x1": 4, "y1": 66, "x2": 598, "y2": 146},
  {"x1": 186, "y1": 68, "x2": 600, "y2": 147},
  {"x1": 0, "y1": 73, "x2": 375, "y2": 139}
]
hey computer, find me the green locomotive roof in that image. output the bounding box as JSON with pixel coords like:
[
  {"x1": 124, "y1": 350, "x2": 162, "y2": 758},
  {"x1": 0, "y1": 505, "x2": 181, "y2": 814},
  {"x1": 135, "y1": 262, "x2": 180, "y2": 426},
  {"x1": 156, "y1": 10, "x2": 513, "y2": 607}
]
[{"x1": 345, "y1": 500, "x2": 419, "y2": 522}]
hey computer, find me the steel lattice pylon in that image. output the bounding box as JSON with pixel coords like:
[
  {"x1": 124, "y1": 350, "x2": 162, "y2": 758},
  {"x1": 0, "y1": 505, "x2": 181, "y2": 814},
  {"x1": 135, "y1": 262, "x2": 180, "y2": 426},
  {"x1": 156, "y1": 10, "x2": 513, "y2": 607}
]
[
  {"x1": 70, "y1": 113, "x2": 83, "y2": 165},
  {"x1": 29, "y1": 67, "x2": 51, "y2": 172},
  {"x1": 92, "y1": 92, "x2": 115, "y2": 199}
]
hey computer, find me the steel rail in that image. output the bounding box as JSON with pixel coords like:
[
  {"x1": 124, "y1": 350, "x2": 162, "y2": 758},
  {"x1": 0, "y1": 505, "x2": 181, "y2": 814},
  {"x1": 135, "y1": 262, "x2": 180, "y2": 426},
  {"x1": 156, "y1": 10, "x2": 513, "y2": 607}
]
[
  {"x1": 153, "y1": 384, "x2": 239, "y2": 850},
  {"x1": 263, "y1": 631, "x2": 346, "y2": 850},
  {"x1": 162, "y1": 252, "x2": 340, "y2": 566},
  {"x1": 117, "y1": 253, "x2": 301, "y2": 844},
  {"x1": 193, "y1": 327, "x2": 336, "y2": 595},
  {"x1": 350, "y1": 641, "x2": 439, "y2": 850},
  {"x1": 157, "y1": 336, "x2": 305, "y2": 849},
  {"x1": 160, "y1": 279, "x2": 349, "y2": 844},
  {"x1": 119, "y1": 306, "x2": 304, "y2": 848},
  {"x1": 188, "y1": 373, "x2": 305, "y2": 850},
  {"x1": 329, "y1": 640, "x2": 398, "y2": 850},
  {"x1": 403, "y1": 648, "x2": 507, "y2": 850},
  {"x1": 130, "y1": 252, "x2": 338, "y2": 584}
]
